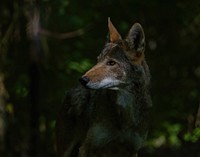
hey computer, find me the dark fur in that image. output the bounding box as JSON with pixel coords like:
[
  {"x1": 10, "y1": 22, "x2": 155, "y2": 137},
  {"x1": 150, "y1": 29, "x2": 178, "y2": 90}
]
[{"x1": 56, "y1": 21, "x2": 152, "y2": 157}]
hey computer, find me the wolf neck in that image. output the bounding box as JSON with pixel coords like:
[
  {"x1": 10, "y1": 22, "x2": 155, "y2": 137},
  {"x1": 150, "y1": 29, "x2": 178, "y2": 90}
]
[
  {"x1": 113, "y1": 87, "x2": 137, "y2": 126},
  {"x1": 116, "y1": 88, "x2": 135, "y2": 108}
]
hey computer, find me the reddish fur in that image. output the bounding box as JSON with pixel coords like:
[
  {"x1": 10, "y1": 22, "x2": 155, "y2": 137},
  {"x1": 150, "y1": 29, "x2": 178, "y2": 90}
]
[
  {"x1": 83, "y1": 63, "x2": 108, "y2": 84},
  {"x1": 56, "y1": 19, "x2": 151, "y2": 157}
]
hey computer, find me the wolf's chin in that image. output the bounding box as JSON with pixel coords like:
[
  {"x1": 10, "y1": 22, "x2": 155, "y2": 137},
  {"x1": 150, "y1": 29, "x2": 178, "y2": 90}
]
[
  {"x1": 84, "y1": 77, "x2": 127, "y2": 90},
  {"x1": 108, "y1": 87, "x2": 119, "y2": 90},
  {"x1": 85, "y1": 83, "x2": 120, "y2": 90}
]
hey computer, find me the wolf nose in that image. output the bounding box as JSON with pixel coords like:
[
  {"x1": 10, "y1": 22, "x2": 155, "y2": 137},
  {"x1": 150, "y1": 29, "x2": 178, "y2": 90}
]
[{"x1": 79, "y1": 76, "x2": 90, "y2": 86}]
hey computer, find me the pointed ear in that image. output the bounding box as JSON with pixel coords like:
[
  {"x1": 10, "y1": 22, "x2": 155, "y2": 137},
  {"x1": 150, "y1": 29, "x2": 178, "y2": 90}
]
[
  {"x1": 108, "y1": 18, "x2": 122, "y2": 43},
  {"x1": 126, "y1": 23, "x2": 145, "y2": 52}
]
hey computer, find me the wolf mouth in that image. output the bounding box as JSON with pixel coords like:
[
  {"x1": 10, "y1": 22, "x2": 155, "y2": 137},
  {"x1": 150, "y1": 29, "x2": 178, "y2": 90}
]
[{"x1": 86, "y1": 78, "x2": 126, "y2": 90}]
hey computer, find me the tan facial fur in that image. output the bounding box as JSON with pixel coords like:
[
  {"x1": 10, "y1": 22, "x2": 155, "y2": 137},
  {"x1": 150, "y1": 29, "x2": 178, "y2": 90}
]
[{"x1": 82, "y1": 58, "x2": 126, "y2": 90}]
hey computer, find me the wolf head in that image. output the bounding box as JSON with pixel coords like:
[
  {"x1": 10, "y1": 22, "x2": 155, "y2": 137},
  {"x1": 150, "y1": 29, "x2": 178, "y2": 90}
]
[{"x1": 80, "y1": 18, "x2": 146, "y2": 90}]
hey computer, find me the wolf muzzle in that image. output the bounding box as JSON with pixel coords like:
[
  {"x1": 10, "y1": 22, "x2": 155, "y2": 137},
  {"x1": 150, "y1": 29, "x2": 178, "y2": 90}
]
[{"x1": 79, "y1": 76, "x2": 90, "y2": 87}]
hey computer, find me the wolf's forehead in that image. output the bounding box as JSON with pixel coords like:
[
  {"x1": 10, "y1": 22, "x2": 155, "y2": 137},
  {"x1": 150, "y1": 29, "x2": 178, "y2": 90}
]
[{"x1": 97, "y1": 43, "x2": 122, "y2": 60}]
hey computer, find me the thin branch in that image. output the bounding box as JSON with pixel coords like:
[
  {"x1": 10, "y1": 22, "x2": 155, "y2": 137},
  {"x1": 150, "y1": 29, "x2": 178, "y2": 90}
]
[
  {"x1": 195, "y1": 103, "x2": 200, "y2": 127},
  {"x1": 0, "y1": 21, "x2": 15, "y2": 55},
  {"x1": 39, "y1": 27, "x2": 85, "y2": 39},
  {"x1": 26, "y1": 5, "x2": 87, "y2": 40}
]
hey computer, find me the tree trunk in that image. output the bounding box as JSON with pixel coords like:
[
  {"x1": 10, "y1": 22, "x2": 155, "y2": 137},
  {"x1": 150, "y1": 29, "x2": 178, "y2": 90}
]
[{"x1": 0, "y1": 73, "x2": 8, "y2": 156}]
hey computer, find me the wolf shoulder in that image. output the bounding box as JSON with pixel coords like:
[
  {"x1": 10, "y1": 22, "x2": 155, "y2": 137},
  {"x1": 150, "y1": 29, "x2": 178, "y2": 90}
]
[{"x1": 61, "y1": 85, "x2": 93, "y2": 116}]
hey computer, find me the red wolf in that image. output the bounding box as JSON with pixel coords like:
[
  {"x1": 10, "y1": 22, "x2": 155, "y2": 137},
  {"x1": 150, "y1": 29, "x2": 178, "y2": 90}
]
[{"x1": 56, "y1": 18, "x2": 152, "y2": 157}]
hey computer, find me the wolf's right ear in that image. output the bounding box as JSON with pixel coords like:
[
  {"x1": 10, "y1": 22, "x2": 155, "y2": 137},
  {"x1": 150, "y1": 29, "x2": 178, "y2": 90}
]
[
  {"x1": 108, "y1": 18, "x2": 122, "y2": 43},
  {"x1": 126, "y1": 23, "x2": 145, "y2": 53}
]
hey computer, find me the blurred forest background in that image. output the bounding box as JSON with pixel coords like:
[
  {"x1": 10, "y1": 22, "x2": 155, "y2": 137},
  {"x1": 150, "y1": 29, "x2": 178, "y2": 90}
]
[{"x1": 0, "y1": 0, "x2": 200, "y2": 157}]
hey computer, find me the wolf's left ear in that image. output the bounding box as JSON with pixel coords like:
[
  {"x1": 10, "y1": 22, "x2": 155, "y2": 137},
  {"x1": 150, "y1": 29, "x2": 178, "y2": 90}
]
[{"x1": 126, "y1": 23, "x2": 145, "y2": 53}]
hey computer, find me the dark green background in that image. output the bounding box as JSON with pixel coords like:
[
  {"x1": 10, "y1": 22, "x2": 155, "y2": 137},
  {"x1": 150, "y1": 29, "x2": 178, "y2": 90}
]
[{"x1": 0, "y1": 0, "x2": 200, "y2": 157}]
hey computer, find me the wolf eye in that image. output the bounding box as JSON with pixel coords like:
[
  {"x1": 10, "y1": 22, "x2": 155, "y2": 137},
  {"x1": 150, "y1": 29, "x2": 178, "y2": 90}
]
[{"x1": 107, "y1": 60, "x2": 116, "y2": 66}]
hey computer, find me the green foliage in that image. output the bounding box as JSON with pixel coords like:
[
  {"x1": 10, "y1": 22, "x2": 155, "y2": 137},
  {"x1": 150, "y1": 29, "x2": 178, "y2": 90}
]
[
  {"x1": 14, "y1": 75, "x2": 29, "y2": 98},
  {"x1": 68, "y1": 59, "x2": 92, "y2": 73},
  {"x1": 148, "y1": 123, "x2": 182, "y2": 148},
  {"x1": 184, "y1": 128, "x2": 200, "y2": 143},
  {"x1": 165, "y1": 123, "x2": 182, "y2": 147}
]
